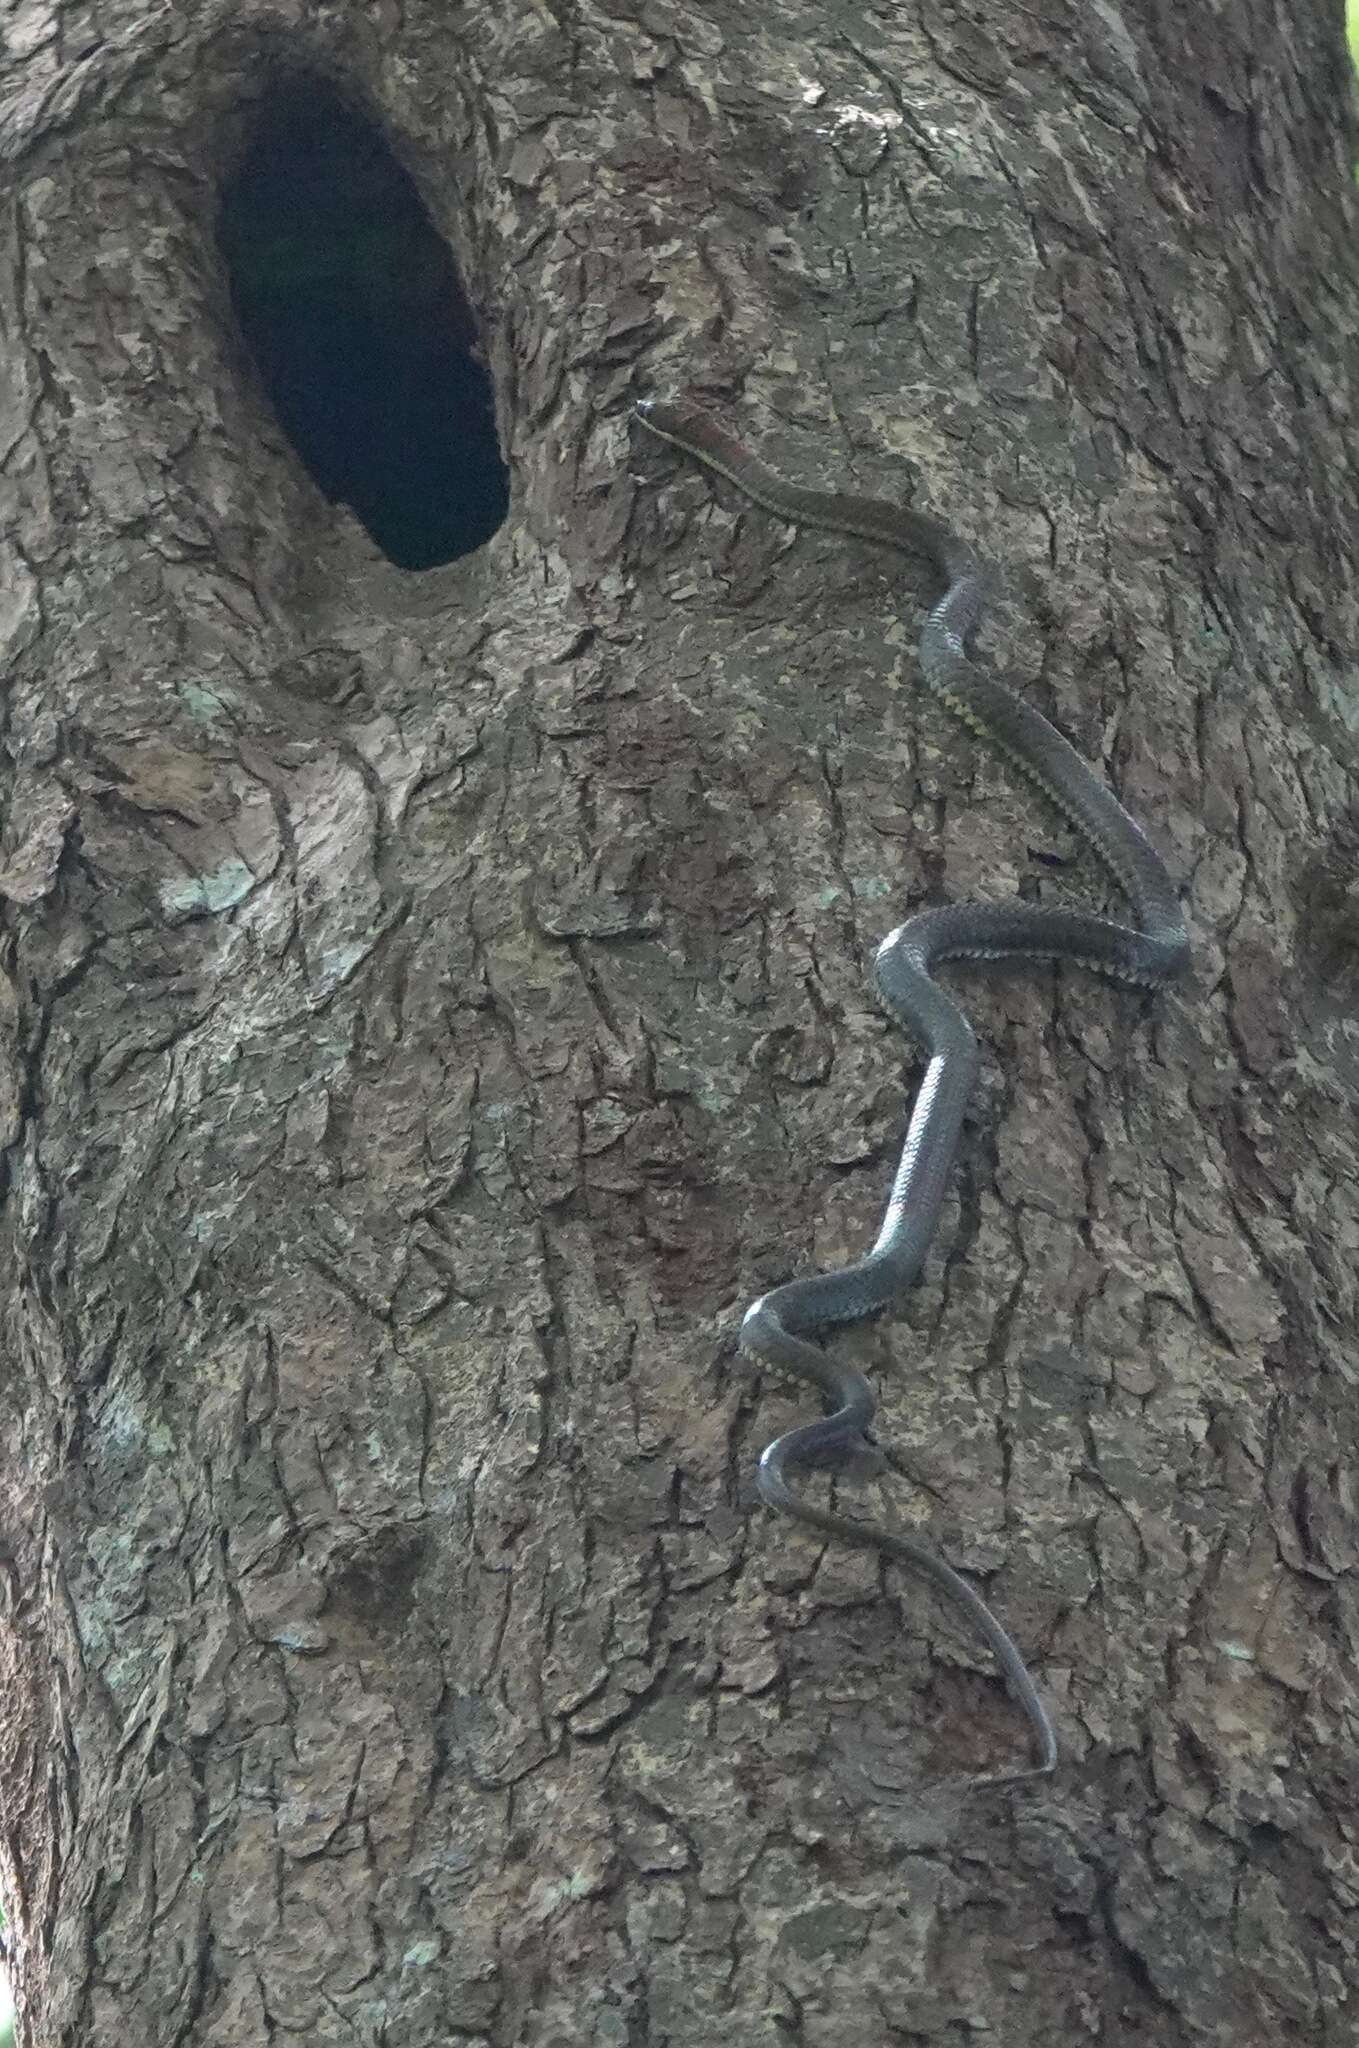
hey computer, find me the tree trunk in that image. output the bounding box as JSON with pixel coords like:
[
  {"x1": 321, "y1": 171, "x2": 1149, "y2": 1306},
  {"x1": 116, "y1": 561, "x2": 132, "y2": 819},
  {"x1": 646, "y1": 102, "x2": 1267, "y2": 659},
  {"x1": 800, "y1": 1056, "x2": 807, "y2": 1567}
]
[{"x1": 2, "y1": 3, "x2": 1358, "y2": 2043}]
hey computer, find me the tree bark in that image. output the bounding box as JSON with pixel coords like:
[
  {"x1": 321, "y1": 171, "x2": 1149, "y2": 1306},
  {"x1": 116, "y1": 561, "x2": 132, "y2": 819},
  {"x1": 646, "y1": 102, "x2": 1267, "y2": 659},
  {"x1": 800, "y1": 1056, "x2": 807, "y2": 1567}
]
[{"x1": 2, "y1": 3, "x2": 1359, "y2": 2044}]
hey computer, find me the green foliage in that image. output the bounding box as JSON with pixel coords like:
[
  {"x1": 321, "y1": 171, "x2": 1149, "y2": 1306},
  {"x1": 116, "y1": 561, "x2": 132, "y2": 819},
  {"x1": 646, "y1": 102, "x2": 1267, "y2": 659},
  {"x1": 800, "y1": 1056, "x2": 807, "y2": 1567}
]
[
  {"x1": 1349, "y1": 2, "x2": 1359, "y2": 179},
  {"x1": 0, "y1": 1899, "x2": 10, "y2": 2046}
]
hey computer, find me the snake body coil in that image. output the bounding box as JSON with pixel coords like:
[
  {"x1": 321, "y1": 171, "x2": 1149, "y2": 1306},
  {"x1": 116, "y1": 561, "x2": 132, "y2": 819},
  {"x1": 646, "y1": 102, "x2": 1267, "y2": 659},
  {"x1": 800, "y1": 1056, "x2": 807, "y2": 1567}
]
[{"x1": 635, "y1": 398, "x2": 1188, "y2": 1785}]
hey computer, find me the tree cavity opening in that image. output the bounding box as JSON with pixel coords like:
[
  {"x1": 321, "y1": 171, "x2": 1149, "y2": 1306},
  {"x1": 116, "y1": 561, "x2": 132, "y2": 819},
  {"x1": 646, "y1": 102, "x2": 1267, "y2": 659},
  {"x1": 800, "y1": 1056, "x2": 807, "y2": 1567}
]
[{"x1": 217, "y1": 78, "x2": 507, "y2": 571}]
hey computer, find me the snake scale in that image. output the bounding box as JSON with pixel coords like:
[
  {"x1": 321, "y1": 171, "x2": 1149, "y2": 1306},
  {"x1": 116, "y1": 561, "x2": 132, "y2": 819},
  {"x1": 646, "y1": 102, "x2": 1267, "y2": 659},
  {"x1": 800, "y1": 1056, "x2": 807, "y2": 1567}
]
[{"x1": 635, "y1": 397, "x2": 1188, "y2": 1785}]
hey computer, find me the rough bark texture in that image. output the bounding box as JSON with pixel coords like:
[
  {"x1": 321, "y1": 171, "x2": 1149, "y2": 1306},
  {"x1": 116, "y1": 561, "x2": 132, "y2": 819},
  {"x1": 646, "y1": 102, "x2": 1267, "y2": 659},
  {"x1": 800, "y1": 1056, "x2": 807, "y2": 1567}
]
[{"x1": 2, "y1": 2, "x2": 1359, "y2": 2044}]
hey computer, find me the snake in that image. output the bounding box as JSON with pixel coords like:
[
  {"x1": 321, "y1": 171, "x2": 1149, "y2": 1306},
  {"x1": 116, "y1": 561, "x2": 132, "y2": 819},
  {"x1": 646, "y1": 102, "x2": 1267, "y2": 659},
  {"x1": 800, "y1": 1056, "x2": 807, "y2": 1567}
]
[{"x1": 634, "y1": 397, "x2": 1188, "y2": 1786}]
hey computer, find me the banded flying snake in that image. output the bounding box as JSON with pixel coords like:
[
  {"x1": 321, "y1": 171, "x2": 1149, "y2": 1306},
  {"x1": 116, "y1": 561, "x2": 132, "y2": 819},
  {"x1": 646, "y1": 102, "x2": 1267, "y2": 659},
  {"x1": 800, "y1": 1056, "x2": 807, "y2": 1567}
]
[{"x1": 635, "y1": 398, "x2": 1188, "y2": 1786}]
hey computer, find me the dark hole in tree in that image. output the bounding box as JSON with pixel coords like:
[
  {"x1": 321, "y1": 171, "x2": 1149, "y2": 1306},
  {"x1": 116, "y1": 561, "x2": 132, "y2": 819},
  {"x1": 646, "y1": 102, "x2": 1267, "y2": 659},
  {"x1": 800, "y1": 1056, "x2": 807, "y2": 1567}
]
[{"x1": 217, "y1": 80, "x2": 507, "y2": 570}]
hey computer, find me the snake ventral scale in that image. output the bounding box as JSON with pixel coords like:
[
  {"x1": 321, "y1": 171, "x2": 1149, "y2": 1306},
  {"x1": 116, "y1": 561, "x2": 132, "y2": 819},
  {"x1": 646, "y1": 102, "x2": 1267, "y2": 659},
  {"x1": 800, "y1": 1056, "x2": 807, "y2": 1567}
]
[{"x1": 635, "y1": 397, "x2": 1189, "y2": 1789}]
